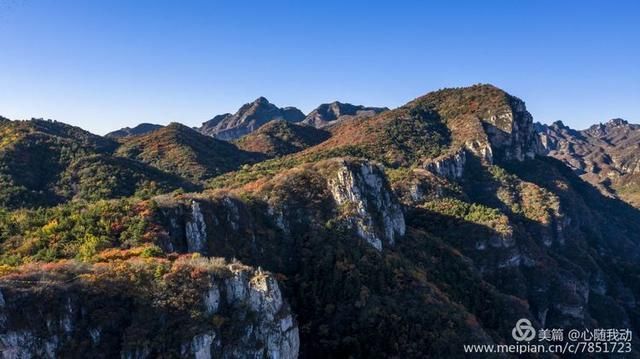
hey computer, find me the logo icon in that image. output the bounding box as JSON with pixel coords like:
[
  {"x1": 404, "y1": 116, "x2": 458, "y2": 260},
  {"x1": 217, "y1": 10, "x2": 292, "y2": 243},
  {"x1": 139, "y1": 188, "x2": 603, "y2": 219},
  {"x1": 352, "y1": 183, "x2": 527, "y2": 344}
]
[{"x1": 512, "y1": 318, "x2": 536, "y2": 342}]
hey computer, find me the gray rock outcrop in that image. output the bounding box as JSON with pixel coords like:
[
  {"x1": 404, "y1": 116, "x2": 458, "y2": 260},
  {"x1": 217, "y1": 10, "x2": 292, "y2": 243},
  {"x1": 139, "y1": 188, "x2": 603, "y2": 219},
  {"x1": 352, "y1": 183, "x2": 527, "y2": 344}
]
[
  {"x1": 301, "y1": 102, "x2": 387, "y2": 128},
  {"x1": 0, "y1": 261, "x2": 299, "y2": 359},
  {"x1": 200, "y1": 97, "x2": 305, "y2": 140},
  {"x1": 328, "y1": 159, "x2": 405, "y2": 251}
]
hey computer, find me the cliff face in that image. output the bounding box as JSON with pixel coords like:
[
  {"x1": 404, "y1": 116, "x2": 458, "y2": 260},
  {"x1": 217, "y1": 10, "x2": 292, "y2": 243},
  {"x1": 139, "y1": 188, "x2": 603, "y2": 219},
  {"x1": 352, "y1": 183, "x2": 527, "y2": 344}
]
[
  {"x1": 415, "y1": 85, "x2": 542, "y2": 180},
  {"x1": 422, "y1": 148, "x2": 467, "y2": 179},
  {"x1": 326, "y1": 160, "x2": 405, "y2": 250},
  {"x1": 156, "y1": 158, "x2": 405, "y2": 255},
  {"x1": 148, "y1": 158, "x2": 502, "y2": 358},
  {"x1": 153, "y1": 151, "x2": 640, "y2": 355},
  {"x1": 0, "y1": 258, "x2": 298, "y2": 359},
  {"x1": 480, "y1": 95, "x2": 540, "y2": 162}
]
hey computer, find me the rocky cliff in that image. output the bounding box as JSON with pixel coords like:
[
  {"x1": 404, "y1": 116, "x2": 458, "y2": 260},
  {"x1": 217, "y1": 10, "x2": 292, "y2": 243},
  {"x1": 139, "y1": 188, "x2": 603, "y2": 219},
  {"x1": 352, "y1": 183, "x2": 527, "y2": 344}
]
[
  {"x1": 325, "y1": 159, "x2": 405, "y2": 250},
  {"x1": 408, "y1": 85, "x2": 542, "y2": 181},
  {"x1": 155, "y1": 158, "x2": 405, "y2": 255},
  {"x1": 402, "y1": 85, "x2": 540, "y2": 167},
  {"x1": 0, "y1": 257, "x2": 298, "y2": 359},
  {"x1": 422, "y1": 148, "x2": 467, "y2": 179},
  {"x1": 480, "y1": 94, "x2": 540, "y2": 162}
]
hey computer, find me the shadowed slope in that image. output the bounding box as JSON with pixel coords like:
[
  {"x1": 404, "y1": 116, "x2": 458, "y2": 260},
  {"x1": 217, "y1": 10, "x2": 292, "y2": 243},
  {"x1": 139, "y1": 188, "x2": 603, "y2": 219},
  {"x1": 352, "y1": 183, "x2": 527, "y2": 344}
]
[
  {"x1": 117, "y1": 122, "x2": 263, "y2": 182},
  {"x1": 235, "y1": 120, "x2": 331, "y2": 157}
]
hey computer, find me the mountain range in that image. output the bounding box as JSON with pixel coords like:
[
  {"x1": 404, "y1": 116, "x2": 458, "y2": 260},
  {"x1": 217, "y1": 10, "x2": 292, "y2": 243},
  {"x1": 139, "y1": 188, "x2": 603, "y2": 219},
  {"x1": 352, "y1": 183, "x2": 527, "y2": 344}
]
[
  {"x1": 1, "y1": 84, "x2": 639, "y2": 358},
  {"x1": 202, "y1": 98, "x2": 387, "y2": 141},
  {"x1": 108, "y1": 98, "x2": 388, "y2": 142},
  {"x1": 538, "y1": 118, "x2": 640, "y2": 207}
]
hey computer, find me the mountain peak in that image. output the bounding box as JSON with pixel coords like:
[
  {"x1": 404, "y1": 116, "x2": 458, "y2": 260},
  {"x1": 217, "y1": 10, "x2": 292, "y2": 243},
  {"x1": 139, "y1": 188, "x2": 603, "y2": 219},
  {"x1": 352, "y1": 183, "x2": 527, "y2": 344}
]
[
  {"x1": 199, "y1": 98, "x2": 305, "y2": 140},
  {"x1": 606, "y1": 118, "x2": 628, "y2": 127},
  {"x1": 163, "y1": 122, "x2": 207, "y2": 138},
  {"x1": 116, "y1": 122, "x2": 261, "y2": 181},
  {"x1": 411, "y1": 84, "x2": 541, "y2": 163},
  {"x1": 584, "y1": 118, "x2": 632, "y2": 137},
  {"x1": 165, "y1": 122, "x2": 192, "y2": 131},
  {"x1": 253, "y1": 96, "x2": 270, "y2": 105},
  {"x1": 301, "y1": 101, "x2": 387, "y2": 128},
  {"x1": 106, "y1": 123, "x2": 164, "y2": 139}
]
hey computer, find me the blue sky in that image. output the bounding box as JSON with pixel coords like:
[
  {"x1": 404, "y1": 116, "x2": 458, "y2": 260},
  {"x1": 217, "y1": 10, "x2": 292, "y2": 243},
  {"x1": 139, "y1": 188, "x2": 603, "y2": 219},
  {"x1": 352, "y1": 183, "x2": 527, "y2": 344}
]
[{"x1": 0, "y1": 0, "x2": 638, "y2": 135}]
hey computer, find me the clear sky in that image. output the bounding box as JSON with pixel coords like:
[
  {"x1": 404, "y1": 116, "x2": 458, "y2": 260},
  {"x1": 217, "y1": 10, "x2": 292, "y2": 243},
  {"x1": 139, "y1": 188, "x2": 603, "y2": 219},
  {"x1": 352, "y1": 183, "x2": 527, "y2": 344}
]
[{"x1": 0, "y1": 0, "x2": 638, "y2": 135}]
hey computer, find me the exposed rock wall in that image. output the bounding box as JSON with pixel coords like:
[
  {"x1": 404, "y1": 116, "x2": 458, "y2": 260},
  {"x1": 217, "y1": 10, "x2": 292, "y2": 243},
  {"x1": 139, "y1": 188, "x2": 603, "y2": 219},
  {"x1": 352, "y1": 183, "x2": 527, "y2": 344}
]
[
  {"x1": 327, "y1": 159, "x2": 405, "y2": 251},
  {"x1": 186, "y1": 200, "x2": 208, "y2": 254},
  {"x1": 156, "y1": 159, "x2": 405, "y2": 254},
  {"x1": 480, "y1": 96, "x2": 542, "y2": 162},
  {"x1": 0, "y1": 260, "x2": 299, "y2": 359},
  {"x1": 199, "y1": 97, "x2": 305, "y2": 141},
  {"x1": 423, "y1": 149, "x2": 467, "y2": 179},
  {"x1": 422, "y1": 94, "x2": 541, "y2": 180}
]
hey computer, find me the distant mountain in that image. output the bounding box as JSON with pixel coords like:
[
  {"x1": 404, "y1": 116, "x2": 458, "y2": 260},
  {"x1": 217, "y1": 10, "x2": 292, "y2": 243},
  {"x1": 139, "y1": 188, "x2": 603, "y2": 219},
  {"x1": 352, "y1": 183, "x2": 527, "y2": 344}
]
[
  {"x1": 537, "y1": 118, "x2": 640, "y2": 206},
  {"x1": 301, "y1": 101, "x2": 387, "y2": 128},
  {"x1": 116, "y1": 122, "x2": 263, "y2": 181},
  {"x1": 0, "y1": 118, "x2": 189, "y2": 208},
  {"x1": 106, "y1": 123, "x2": 164, "y2": 138},
  {"x1": 235, "y1": 120, "x2": 331, "y2": 157},
  {"x1": 199, "y1": 97, "x2": 305, "y2": 140}
]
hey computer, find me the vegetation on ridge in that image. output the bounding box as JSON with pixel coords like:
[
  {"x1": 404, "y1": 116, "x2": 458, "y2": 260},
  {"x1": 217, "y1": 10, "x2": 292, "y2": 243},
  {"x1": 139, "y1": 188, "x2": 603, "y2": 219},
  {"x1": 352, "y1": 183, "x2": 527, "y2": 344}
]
[
  {"x1": 235, "y1": 120, "x2": 331, "y2": 157},
  {"x1": 116, "y1": 122, "x2": 263, "y2": 182}
]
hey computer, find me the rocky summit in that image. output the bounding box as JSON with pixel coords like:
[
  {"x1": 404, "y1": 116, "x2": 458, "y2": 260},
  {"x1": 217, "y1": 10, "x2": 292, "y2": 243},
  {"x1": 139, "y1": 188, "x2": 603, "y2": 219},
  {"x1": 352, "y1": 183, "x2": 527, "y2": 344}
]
[
  {"x1": 1, "y1": 84, "x2": 640, "y2": 358},
  {"x1": 300, "y1": 101, "x2": 388, "y2": 128},
  {"x1": 198, "y1": 98, "x2": 388, "y2": 141},
  {"x1": 199, "y1": 97, "x2": 305, "y2": 141}
]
